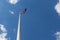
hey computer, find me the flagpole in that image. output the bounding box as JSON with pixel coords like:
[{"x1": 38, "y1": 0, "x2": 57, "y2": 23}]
[
  {"x1": 16, "y1": 14, "x2": 21, "y2": 40},
  {"x1": 16, "y1": 8, "x2": 27, "y2": 40}
]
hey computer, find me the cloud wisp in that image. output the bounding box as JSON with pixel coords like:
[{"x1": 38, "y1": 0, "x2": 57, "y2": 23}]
[
  {"x1": 9, "y1": 10, "x2": 15, "y2": 15},
  {"x1": 8, "y1": 0, "x2": 19, "y2": 5},
  {"x1": 0, "y1": 24, "x2": 8, "y2": 40},
  {"x1": 55, "y1": 0, "x2": 60, "y2": 16},
  {"x1": 55, "y1": 32, "x2": 60, "y2": 40}
]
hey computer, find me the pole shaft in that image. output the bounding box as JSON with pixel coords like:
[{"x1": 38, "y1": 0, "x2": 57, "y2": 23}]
[{"x1": 17, "y1": 14, "x2": 21, "y2": 40}]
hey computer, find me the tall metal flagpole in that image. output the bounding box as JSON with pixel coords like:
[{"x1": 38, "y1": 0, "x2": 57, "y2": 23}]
[
  {"x1": 16, "y1": 8, "x2": 27, "y2": 40},
  {"x1": 17, "y1": 14, "x2": 21, "y2": 40}
]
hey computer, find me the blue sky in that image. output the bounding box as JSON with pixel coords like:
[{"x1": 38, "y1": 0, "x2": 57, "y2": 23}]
[
  {"x1": 21, "y1": 0, "x2": 60, "y2": 40},
  {"x1": 0, "y1": 0, "x2": 60, "y2": 40}
]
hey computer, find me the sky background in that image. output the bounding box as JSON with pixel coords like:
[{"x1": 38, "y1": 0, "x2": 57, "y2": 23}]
[{"x1": 0, "y1": 0, "x2": 60, "y2": 40}]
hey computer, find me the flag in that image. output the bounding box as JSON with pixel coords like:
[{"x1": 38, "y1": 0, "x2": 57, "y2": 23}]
[{"x1": 20, "y1": 8, "x2": 27, "y2": 14}]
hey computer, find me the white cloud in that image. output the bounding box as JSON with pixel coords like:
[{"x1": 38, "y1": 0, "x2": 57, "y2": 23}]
[
  {"x1": 9, "y1": 10, "x2": 14, "y2": 14},
  {"x1": 0, "y1": 24, "x2": 8, "y2": 40},
  {"x1": 8, "y1": 0, "x2": 19, "y2": 5},
  {"x1": 55, "y1": 32, "x2": 60, "y2": 40},
  {"x1": 55, "y1": 0, "x2": 60, "y2": 16}
]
